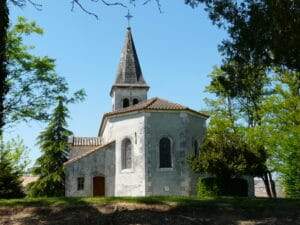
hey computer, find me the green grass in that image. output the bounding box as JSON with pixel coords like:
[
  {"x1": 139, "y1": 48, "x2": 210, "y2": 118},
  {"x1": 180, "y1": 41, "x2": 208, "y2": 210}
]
[{"x1": 0, "y1": 196, "x2": 299, "y2": 212}]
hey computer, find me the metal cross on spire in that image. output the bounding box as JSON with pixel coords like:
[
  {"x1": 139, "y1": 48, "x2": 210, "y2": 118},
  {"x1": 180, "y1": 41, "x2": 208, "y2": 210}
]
[{"x1": 125, "y1": 10, "x2": 133, "y2": 28}]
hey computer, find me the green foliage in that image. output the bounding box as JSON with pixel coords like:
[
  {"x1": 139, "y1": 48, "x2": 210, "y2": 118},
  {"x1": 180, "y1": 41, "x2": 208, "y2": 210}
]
[
  {"x1": 185, "y1": 0, "x2": 300, "y2": 71},
  {"x1": 197, "y1": 177, "x2": 249, "y2": 198},
  {"x1": 197, "y1": 178, "x2": 221, "y2": 198},
  {"x1": 258, "y1": 70, "x2": 300, "y2": 198},
  {"x1": 0, "y1": 137, "x2": 28, "y2": 199},
  {"x1": 197, "y1": 65, "x2": 300, "y2": 198},
  {"x1": 2, "y1": 136, "x2": 30, "y2": 172},
  {"x1": 189, "y1": 124, "x2": 267, "y2": 179},
  {"x1": 189, "y1": 67, "x2": 268, "y2": 182},
  {"x1": 28, "y1": 98, "x2": 72, "y2": 197},
  {"x1": 5, "y1": 16, "x2": 85, "y2": 126}
]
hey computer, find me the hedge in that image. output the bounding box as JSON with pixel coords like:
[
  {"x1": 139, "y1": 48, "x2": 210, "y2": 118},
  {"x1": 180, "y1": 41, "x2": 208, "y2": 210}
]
[{"x1": 197, "y1": 177, "x2": 249, "y2": 198}]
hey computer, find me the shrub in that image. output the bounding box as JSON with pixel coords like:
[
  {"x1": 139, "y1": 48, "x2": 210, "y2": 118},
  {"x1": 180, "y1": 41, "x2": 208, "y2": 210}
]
[{"x1": 197, "y1": 177, "x2": 249, "y2": 198}]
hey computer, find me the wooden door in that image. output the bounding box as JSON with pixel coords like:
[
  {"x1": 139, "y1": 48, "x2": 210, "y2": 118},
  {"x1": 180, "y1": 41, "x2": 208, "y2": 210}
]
[{"x1": 93, "y1": 176, "x2": 105, "y2": 197}]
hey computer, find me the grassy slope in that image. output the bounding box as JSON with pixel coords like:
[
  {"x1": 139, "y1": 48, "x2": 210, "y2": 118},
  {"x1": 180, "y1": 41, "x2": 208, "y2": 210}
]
[
  {"x1": 0, "y1": 197, "x2": 299, "y2": 225},
  {"x1": 0, "y1": 196, "x2": 299, "y2": 209}
]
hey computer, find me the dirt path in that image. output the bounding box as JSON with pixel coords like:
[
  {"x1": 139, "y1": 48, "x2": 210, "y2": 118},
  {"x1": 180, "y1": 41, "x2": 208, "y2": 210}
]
[{"x1": 1, "y1": 202, "x2": 299, "y2": 225}]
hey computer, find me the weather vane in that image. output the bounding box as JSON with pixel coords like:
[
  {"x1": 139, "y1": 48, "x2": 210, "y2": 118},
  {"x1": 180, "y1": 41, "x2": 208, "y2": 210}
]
[{"x1": 125, "y1": 10, "x2": 133, "y2": 27}]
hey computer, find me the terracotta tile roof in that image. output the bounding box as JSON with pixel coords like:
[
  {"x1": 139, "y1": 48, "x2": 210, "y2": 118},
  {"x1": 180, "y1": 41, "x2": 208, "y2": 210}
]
[
  {"x1": 64, "y1": 141, "x2": 115, "y2": 166},
  {"x1": 68, "y1": 137, "x2": 102, "y2": 146},
  {"x1": 104, "y1": 97, "x2": 209, "y2": 118}
]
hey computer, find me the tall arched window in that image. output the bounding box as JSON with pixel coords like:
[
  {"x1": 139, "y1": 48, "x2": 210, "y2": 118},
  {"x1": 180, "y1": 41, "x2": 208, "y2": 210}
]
[
  {"x1": 194, "y1": 140, "x2": 199, "y2": 156},
  {"x1": 122, "y1": 138, "x2": 132, "y2": 169},
  {"x1": 159, "y1": 137, "x2": 172, "y2": 168},
  {"x1": 123, "y1": 98, "x2": 130, "y2": 108},
  {"x1": 133, "y1": 98, "x2": 139, "y2": 105}
]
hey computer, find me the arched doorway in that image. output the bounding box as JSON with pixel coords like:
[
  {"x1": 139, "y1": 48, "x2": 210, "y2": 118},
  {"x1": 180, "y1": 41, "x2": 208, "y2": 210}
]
[{"x1": 93, "y1": 176, "x2": 105, "y2": 197}]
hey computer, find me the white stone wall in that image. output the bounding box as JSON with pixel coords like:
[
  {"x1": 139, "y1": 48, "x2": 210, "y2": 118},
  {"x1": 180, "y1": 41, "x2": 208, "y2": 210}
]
[
  {"x1": 65, "y1": 143, "x2": 115, "y2": 197},
  {"x1": 101, "y1": 113, "x2": 146, "y2": 196},
  {"x1": 111, "y1": 88, "x2": 148, "y2": 111},
  {"x1": 144, "y1": 112, "x2": 206, "y2": 196}
]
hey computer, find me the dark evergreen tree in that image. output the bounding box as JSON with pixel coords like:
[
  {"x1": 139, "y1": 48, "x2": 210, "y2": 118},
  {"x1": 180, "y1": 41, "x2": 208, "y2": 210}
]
[
  {"x1": 0, "y1": 147, "x2": 24, "y2": 199},
  {"x1": 28, "y1": 98, "x2": 72, "y2": 197}
]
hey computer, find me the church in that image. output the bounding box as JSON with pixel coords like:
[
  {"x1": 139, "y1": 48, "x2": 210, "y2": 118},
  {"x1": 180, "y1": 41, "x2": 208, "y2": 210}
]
[{"x1": 64, "y1": 27, "x2": 209, "y2": 197}]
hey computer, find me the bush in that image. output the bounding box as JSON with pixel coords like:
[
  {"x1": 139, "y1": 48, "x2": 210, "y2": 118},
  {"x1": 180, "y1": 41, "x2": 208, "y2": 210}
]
[
  {"x1": 197, "y1": 177, "x2": 222, "y2": 198},
  {"x1": 197, "y1": 177, "x2": 249, "y2": 198}
]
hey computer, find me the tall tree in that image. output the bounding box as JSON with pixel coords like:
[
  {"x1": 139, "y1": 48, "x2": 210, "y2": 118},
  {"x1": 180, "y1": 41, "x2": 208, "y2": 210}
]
[
  {"x1": 0, "y1": 0, "x2": 143, "y2": 134},
  {"x1": 0, "y1": 0, "x2": 9, "y2": 136},
  {"x1": 258, "y1": 70, "x2": 300, "y2": 198},
  {"x1": 4, "y1": 17, "x2": 85, "y2": 128},
  {"x1": 28, "y1": 98, "x2": 72, "y2": 197},
  {"x1": 185, "y1": 0, "x2": 300, "y2": 72},
  {"x1": 194, "y1": 66, "x2": 278, "y2": 197}
]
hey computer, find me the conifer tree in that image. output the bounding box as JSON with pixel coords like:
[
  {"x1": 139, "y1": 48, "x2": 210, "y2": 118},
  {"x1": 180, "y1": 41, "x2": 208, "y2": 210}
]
[{"x1": 29, "y1": 98, "x2": 72, "y2": 197}]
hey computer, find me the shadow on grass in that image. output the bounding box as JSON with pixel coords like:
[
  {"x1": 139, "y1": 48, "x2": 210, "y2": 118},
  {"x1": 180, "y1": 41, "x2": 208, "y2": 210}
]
[{"x1": 0, "y1": 197, "x2": 299, "y2": 225}]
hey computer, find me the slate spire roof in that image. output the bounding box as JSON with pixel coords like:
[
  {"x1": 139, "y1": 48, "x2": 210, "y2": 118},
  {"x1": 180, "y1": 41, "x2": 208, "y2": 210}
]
[{"x1": 112, "y1": 27, "x2": 148, "y2": 88}]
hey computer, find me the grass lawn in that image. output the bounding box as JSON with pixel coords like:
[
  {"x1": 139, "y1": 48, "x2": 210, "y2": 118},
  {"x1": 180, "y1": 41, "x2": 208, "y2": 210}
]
[
  {"x1": 0, "y1": 196, "x2": 299, "y2": 225},
  {"x1": 0, "y1": 196, "x2": 299, "y2": 209}
]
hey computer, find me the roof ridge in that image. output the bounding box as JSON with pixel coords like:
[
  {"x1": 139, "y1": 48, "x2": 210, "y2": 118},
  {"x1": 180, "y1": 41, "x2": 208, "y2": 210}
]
[
  {"x1": 145, "y1": 97, "x2": 158, "y2": 109},
  {"x1": 64, "y1": 141, "x2": 115, "y2": 166}
]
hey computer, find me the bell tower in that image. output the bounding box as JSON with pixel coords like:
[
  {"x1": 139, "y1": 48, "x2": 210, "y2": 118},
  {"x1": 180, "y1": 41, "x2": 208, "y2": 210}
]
[{"x1": 110, "y1": 27, "x2": 149, "y2": 111}]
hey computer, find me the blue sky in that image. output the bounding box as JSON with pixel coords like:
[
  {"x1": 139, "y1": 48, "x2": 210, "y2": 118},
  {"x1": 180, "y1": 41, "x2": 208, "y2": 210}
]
[{"x1": 7, "y1": 0, "x2": 227, "y2": 166}]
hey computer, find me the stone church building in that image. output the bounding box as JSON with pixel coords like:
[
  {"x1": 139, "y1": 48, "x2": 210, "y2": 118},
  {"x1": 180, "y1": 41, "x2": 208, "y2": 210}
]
[{"x1": 64, "y1": 27, "x2": 210, "y2": 197}]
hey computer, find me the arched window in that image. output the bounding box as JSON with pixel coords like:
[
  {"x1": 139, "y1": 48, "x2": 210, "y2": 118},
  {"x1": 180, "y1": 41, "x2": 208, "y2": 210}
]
[
  {"x1": 159, "y1": 137, "x2": 172, "y2": 168},
  {"x1": 123, "y1": 98, "x2": 130, "y2": 108},
  {"x1": 194, "y1": 140, "x2": 199, "y2": 156},
  {"x1": 122, "y1": 138, "x2": 132, "y2": 169},
  {"x1": 133, "y1": 98, "x2": 139, "y2": 105}
]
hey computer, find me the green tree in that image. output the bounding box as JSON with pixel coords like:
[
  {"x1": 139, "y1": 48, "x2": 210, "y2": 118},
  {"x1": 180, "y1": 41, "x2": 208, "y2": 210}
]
[
  {"x1": 189, "y1": 67, "x2": 268, "y2": 196},
  {"x1": 0, "y1": 137, "x2": 29, "y2": 199},
  {"x1": 185, "y1": 0, "x2": 300, "y2": 72},
  {"x1": 209, "y1": 63, "x2": 278, "y2": 197},
  {"x1": 258, "y1": 70, "x2": 300, "y2": 198},
  {"x1": 4, "y1": 17, "x2": 85, "y2": 127},
  {"x1": 28, "y1": 98, "x2": 72, "y2": 197},
  {"x1": 189, "y1": 117, "x2": 268, "y2": 180},
  {"x1": 0, "y1": 0, "x2": 130, "y2": 135}
]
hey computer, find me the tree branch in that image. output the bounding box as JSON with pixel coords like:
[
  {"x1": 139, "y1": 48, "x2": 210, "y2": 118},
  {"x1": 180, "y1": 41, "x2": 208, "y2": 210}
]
[
  {"x1": 143, "y1": 0, "x2": 163, "y2": 13},
  {"x1": 71, "y1": 0, "x2": 99, "y2": 19},
  {"x1": 9, "y1": 0, "x2": 42, "y2": 10}
]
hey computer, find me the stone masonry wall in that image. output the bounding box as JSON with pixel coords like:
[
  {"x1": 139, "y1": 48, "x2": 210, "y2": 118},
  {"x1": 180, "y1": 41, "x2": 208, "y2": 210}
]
[
  {"x1": 112, "y1": 88, "x2": 148, "y2": 111},
  {"x1": 145, "y1": 112, "x2": 206, "y2": 196},
  {"x1": 69, "y1": 146, "x2": 96, "y2": 160},
  {"x1": 65, "y1": 143, "x2": 115, "y2": 197},
  {"x1": 101, "y1": 113, "x2": 146, "y2": 196}
]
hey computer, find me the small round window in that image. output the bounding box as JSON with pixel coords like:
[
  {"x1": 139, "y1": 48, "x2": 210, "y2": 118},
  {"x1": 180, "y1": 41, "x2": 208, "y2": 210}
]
[{"x1": 133, "y1": 98, "x2": 139, "y2": 105}]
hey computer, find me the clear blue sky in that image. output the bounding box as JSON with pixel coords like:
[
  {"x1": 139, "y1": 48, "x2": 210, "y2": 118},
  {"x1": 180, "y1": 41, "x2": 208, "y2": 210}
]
[{"x1": 7, "y1": 0, "x2": 227, "y2": 166}]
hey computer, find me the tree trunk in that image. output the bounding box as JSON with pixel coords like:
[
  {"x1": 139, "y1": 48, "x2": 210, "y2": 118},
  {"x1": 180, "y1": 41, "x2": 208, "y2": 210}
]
[
  {"x1": 261, "y1": 171, "x2": 277, "y2": 198},
  {"x1": 262, "y1": 173, "x2": 272, "y2": 198},
  {"x1": 0, "y1": 0, "x2": 9, "y2": 136},
  {"x1": 268, "y1": 171, "x2": 277, "y2": 198}
]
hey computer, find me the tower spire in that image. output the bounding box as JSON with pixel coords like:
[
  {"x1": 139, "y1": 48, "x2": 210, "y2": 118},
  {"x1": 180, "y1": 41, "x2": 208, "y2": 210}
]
[
  {"x1": 112, "y1": 27, "x2": 148, "y2": 88},
  {"x1": 110, "y1": 27, "x2": 149, "y2": 111}
]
